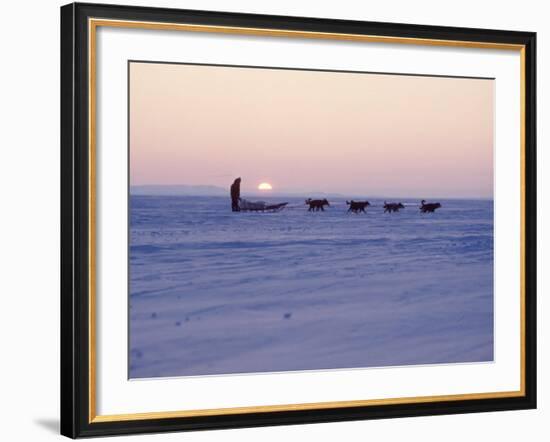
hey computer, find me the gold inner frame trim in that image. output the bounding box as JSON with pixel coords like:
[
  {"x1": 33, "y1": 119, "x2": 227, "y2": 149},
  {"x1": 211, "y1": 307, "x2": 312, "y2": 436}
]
[
  {"x1": 88, "y1": 18, "x2": 527, "y2": 424},
  {"x1": 92, "y1": 390, "x2": 524, "y2": 423}
]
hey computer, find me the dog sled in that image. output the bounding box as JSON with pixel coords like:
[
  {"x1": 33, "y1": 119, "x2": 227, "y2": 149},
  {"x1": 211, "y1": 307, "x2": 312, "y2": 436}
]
[{"x1": 239, "y1": 199, "x2": 288, "y2": 212}]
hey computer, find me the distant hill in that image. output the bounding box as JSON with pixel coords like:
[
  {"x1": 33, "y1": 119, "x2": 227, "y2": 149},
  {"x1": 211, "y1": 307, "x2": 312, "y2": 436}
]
[
  {"x1": 131, "y1": 186, "x2": 480, "y2": 200},
  {"x1": 131, "y1": 185, "x2": 227, "y2": 196},
  {"x1": 244, "y1": 190, "x2": 346, "y2": 199}
]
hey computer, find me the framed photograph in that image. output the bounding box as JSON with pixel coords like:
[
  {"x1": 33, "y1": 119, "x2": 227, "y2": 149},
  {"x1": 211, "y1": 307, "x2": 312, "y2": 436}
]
[{"x1": 60, "y1": 2, "x2": 536, "y2": 438}]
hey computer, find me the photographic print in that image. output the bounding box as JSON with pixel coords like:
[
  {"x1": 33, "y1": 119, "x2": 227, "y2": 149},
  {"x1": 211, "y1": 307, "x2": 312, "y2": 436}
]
[
  {"x1": 128, "y1": 61, "x2": 495, "y2": 379},
  {"x1": 61, "y1": 5, "x2": 536, "y2": 436}
]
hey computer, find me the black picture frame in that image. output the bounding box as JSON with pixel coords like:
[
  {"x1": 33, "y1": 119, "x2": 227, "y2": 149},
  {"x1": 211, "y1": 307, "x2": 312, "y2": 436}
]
[{"x1": 61, "y1": 2, "x2": 536, "y2": 438}]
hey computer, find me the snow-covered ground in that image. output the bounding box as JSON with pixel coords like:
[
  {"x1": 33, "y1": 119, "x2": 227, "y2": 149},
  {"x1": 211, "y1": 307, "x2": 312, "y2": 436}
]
[{"x1": 129, "y1": 196, "x2": 494, "y2": 378}]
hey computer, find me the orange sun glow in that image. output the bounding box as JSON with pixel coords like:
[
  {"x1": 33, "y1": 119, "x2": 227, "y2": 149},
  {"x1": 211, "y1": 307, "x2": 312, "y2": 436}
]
[{"x1": 258, "y1": 182, "x2": 273, "y2": 190}]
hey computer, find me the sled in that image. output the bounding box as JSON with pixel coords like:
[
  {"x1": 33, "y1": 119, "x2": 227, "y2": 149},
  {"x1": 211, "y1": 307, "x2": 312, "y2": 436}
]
[{"x1": 239, "y1": 199, "x2": 288, "y2": 212}]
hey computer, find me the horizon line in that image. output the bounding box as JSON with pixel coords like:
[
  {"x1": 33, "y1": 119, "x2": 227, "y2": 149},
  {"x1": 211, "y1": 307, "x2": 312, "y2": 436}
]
[
  {"x1": 130, "y1": 186, "x2": 493, "y2": 200},
  {"x1": 129, "y1": 192, "x2": 493, "y2": 200}
]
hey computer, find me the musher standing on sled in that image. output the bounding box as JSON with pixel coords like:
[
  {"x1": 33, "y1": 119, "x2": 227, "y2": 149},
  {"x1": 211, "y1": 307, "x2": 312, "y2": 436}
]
[{"x1": 230, "y1": 177, "x2": 241, "y2": 212}]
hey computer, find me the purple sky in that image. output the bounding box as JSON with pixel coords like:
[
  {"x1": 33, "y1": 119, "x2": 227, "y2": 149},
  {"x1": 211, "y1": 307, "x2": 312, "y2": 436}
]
[{"x1": 130, "y1": 62, "x2": 494, "y2": 198}]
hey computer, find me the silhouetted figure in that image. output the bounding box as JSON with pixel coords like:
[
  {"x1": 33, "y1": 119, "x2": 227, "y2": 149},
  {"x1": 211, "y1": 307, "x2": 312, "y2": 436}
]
[
  {"x1": 419, "y1": 200, "x2": 441, "y2": 213},
  {"x1": 305, "y1": 198, "x2": 330, "y2": 211},
  {"x1": 346, "y1": 200, "x2": 371, "y2": 213},
  {"x1": 384, "y1": 201, "x2": 405, "y2": 213},
  {"x1": 230, "y1": 178, "x2": 241, "y2": 212}
]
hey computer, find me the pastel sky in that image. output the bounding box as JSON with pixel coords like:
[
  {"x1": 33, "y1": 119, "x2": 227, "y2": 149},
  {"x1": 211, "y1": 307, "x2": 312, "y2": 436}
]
[{"x1": 130, "y1": 62, "x2": 494, "y2": 198}]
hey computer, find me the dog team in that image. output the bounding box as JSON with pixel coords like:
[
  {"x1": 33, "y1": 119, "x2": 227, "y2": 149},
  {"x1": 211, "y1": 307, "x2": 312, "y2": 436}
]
[{"x1": 305, "y1": 198, "x2": 441, "y2": 213}]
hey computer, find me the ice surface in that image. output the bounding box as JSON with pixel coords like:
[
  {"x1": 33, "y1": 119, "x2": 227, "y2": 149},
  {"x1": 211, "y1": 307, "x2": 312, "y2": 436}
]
[{"x1": 129, "y1": 196, "x2": 493, "y2": 378}]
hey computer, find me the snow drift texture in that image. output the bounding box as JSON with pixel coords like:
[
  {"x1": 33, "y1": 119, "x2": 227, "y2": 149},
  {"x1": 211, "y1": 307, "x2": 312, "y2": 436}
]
[{"x1": 129, "y1": 196, "x2": 493, "y2": 378}]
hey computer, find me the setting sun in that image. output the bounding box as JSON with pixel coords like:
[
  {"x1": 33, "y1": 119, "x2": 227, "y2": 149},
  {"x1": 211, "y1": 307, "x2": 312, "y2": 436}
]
[{"x1": 258, "y1": 182, "x2": 273, "y2": 190}]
